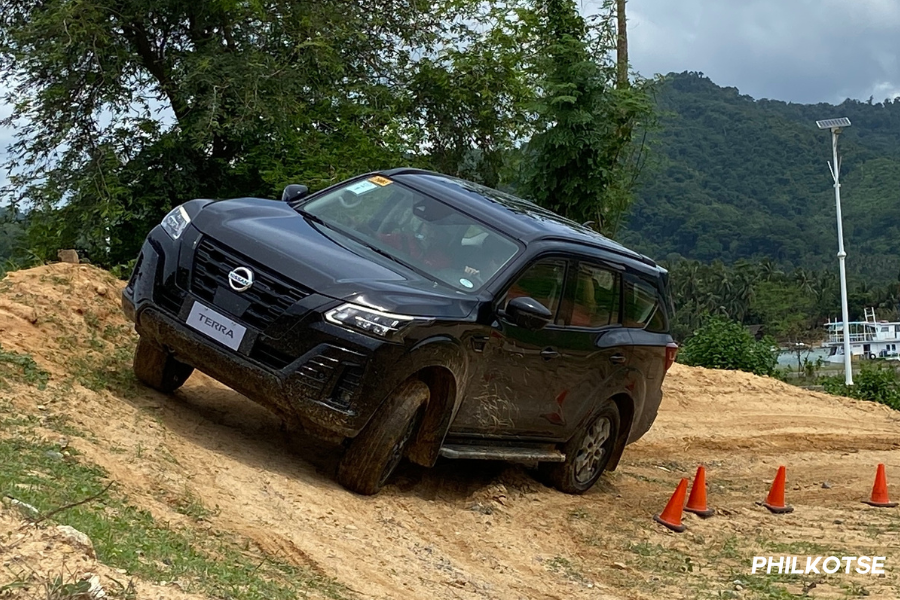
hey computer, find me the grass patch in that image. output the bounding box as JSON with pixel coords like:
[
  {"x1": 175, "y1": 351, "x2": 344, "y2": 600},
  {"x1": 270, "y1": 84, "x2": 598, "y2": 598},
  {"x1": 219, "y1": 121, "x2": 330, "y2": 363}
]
[
  {"x1": 0, "y1": 432, "x2": 345, "y2": 599},
  {"x1": 732, "y1": 572, "x2": 807, "y2": 599},
  {"x1": 545, "y1": 555, "x2": 590, "y2": 585},
  {"x1": 758, "y1": 538, "x2": 833, "y2": 556},
  {"x1": 41, "y1": 412, "x2": 86, "y2": 439},
  {"x1": 39, "y1": 274, "x2": 72, "y2": 287},
  {"x1": 627, "y1": 541, "x2": 699, "y2": 573},
  {"x1": 69, "y1": 344, "x2": 138, "y2": 396},
  {"x1": 0, "y1": 344, "x2": 49, "y2": 390},
  {"x1": 83, "y1": 310, "x2": 100, "y2": 330},
  {"x1": 171, "y1": 487, "x2": 218, "y2": 522}
]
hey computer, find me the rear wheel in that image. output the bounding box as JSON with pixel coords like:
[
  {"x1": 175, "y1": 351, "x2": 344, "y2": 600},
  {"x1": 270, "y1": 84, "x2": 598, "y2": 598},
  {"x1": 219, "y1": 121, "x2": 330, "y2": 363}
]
[
  {"x1": 133, "y1": 337, "x2": 194, "y2": 393},
  {"x1": 543, "y1": 403, "x2": 620, "y2": 494},
  {"x1": 337, "y1": 379, "x2": 429, "y2": 495}
]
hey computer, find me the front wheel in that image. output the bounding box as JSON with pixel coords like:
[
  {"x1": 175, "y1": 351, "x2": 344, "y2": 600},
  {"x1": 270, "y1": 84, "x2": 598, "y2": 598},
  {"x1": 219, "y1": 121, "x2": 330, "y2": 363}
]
[
  {"x1": 543, "y1": 403, "x2": 620, "y2": 494},
  {"x1": 337, "y1": 379, "x2": 429, "y2": 495},
  {"x1": 133, "y1": 337, "x2": 194, "y2": 393}
]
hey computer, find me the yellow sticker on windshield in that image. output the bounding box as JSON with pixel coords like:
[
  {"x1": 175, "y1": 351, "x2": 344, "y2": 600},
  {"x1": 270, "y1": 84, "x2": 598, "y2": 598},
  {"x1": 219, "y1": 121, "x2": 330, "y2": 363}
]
[{"x1": 368, "y1": 176, "x2": 393, "y2": 186}]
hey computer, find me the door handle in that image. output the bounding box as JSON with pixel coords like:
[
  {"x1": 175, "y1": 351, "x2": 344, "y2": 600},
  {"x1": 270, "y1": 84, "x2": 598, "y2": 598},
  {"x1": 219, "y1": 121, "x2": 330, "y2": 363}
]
[
  {"x1": 540, "y1": 347, "x2": 560, "y2": 360},
  {"x1": 610, "y1": 354, "x2": 627, "y2": 364}
]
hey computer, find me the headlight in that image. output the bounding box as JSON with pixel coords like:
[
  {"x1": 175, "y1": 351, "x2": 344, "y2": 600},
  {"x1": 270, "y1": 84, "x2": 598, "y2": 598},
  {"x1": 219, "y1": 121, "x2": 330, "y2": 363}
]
[
  {"x1": 325, "y1": 303, "x2": 425, "y2": 340},
  {"x1": 161, "y1": 205, "x2": 191, "y2": 240}
]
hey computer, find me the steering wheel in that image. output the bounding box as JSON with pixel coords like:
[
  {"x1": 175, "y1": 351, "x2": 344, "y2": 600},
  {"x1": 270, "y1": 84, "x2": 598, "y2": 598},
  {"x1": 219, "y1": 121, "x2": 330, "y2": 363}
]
[{"x1": 339, "y1": 191, "x2": 363, "y2": 209}]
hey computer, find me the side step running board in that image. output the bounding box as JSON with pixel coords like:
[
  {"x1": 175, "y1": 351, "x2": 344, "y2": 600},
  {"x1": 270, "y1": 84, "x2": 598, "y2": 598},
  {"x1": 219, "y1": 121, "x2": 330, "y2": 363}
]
[{"x1": 439, "y1": 444, "x2": 566, "y2": 462}]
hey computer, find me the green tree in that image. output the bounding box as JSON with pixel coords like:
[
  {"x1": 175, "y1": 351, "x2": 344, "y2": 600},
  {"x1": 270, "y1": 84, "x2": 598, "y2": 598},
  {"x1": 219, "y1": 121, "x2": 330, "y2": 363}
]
[
  {"x1": 0, "y1": 207, "x2": 24, "y2": 263},
  {"x1": 823, "y1": 364, "x2": 900, "y2": 410},
  {"x1": 679, "y1": 316, "x2": 778, "y2": 377},
  {"x1": 1, "y1": 0, "x2": 539, "y2": 267},
  {"x1": 405, "y1": 2, "x2": 538, "y2": 188},
  {"x1": 520, "y1": 0, "x2": 654, "y2": 237},
  {"x1": 620, "y1": 72, "x2": 900, "y2": 283},
  {"x1": 750, "y1": 281, "x2": 816, "y2": 342}
]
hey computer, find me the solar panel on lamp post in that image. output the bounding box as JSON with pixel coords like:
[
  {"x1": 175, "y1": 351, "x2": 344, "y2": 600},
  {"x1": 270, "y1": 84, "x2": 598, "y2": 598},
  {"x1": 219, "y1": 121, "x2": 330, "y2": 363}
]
[{"x1": 816, "y1": 117, "x2": 853, "y2": 385}]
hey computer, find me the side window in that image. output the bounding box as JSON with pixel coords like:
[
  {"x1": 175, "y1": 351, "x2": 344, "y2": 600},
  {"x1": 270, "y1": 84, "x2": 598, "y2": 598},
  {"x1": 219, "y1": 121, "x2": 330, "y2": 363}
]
[
  {"x1": 503, "y1": 259, "x2": 567, "y2": 320},
  {"x1": 624, "y1": 278, "x2": 667, "y2": 332},
  {"x1": 570, "y1": 263, "x2": 621, "y2": 328}
]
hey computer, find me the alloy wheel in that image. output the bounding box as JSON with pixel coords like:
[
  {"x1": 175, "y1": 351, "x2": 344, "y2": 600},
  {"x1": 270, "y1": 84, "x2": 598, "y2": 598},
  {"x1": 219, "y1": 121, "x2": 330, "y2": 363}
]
[{"x1": 573, "y1": 417, "x2": 612, "y2": 485}]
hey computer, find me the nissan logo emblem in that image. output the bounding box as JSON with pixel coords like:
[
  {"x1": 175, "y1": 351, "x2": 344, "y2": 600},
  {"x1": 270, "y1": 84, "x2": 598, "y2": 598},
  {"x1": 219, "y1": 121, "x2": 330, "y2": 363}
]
[{"x1": 228, "y1": 266, "x2": 254, "y2": 292}]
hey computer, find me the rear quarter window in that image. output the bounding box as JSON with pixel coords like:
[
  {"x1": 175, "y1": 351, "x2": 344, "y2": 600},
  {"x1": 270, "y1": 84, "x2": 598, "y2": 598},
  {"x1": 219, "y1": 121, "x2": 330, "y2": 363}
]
[
  {"x1": 624, "y1": 278, "x2": 667, "y2": 332},
  {"x1": 569, "y1": 263, "x2": 621, "y2": 328}
]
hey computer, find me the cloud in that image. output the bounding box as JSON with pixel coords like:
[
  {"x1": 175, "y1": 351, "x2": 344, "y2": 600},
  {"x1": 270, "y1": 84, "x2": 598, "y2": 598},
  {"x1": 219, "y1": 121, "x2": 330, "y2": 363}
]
[{"x1": 623, "y1": 0, "x2": 900, "y2": 103}]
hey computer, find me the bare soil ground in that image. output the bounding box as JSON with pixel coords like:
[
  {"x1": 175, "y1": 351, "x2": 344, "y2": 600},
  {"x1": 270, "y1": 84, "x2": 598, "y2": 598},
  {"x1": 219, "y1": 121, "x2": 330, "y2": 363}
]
[{"x1": 2, "y1": 263, "x2": 900, "y2": 599}]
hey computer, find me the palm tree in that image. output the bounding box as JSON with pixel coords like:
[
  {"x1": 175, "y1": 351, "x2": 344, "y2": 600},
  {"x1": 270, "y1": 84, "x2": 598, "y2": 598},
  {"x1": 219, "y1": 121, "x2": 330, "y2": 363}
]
[
  {"x1": 759, "y1": 259, "x2": 783, "y2": 281},
  {"x1": 793, "y1": 268, "x2": 816, "y2": 296}
]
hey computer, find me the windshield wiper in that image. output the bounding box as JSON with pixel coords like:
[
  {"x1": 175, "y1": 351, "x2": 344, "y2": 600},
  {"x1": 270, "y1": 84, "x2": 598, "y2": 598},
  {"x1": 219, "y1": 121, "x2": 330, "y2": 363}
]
[
  {"x1": 294, "y1": 208, "x2": 419, "y2": 273},
  {"x1": 293, "y1": 206, "x2": 326, "y2": 226},
  {"x1": 356, "y1": 239, "x2": 419, "y2": 272}
]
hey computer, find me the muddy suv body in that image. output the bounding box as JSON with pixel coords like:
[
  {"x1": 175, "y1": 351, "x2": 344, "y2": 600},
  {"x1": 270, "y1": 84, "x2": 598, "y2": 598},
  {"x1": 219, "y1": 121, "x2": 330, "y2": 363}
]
[{"x1": 122, "y1": 169, "x2": 677, "y2": 494}]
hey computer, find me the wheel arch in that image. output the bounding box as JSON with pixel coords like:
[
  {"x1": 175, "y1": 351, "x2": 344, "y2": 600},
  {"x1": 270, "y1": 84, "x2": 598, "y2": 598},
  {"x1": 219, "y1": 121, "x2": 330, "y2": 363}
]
[
  {"x1": 406, "y1": 365, "x2": 459, "y2": 467},
  {"x1": 372, "y1": 335, "x2": 467, "y2": 467},
  {"x1": 605, "y1": 392, "x2": 635, "y2": 472}
]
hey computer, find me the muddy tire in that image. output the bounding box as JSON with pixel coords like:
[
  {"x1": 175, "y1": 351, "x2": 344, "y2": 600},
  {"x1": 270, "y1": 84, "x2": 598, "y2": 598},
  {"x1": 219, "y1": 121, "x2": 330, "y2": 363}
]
[
  {"x1": 543, "y1": 403, "x2": 620, "y2": 494},
  {"x1": 133, "y1": 337, "x2": 194, "y2": 393},
  {"x1": 337, "y1": 379, "x2": 429, "y2": 495}
]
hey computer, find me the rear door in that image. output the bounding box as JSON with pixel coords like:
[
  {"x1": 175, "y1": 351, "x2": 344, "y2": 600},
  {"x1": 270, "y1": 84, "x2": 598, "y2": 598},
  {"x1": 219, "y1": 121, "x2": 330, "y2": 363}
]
[{"x1": 545, "y1": 258, "x2": 633, "y2": 435}]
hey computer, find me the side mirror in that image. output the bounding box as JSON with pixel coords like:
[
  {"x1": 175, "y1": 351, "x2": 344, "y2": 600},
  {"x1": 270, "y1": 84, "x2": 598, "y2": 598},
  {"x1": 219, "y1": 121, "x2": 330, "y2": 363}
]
[
  {"x1": 503, "y1": 296, "x2": 553, "y2": 330},
  {"x1": 282, "y1": 184, "x2": 309, "y2": 203}
]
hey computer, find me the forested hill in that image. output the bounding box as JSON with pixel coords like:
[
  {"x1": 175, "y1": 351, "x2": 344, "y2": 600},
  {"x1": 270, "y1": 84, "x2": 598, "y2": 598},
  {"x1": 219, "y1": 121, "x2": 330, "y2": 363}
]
[{"x1": 621, "y1": 72, "x2": 900, "y2": 283}]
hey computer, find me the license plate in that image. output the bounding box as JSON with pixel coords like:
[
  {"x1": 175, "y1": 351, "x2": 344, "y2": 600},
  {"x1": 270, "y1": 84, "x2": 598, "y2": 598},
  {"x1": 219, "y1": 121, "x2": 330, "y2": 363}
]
[{"x1": 186, "y1": 302, "x2": 246, "y2": 351}]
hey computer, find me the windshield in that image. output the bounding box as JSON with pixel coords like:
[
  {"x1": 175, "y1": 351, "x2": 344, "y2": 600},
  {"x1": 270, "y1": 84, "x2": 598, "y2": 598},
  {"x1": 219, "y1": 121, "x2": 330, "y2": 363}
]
[{"x1": 301, "y1": 176, "x2": 520, "y2": 291}]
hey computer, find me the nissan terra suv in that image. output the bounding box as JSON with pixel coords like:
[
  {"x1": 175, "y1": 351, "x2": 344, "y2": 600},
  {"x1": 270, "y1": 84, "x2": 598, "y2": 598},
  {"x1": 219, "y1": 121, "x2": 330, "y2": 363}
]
[{"x1": 122, "y1": 169, "x2": 677, "y2": 495}]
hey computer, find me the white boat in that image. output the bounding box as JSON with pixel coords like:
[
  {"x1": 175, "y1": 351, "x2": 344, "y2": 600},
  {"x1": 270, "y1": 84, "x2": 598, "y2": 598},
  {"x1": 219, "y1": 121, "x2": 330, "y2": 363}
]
[{"x1": 823, "y1": 308, "x2": 900, "y2": 362}]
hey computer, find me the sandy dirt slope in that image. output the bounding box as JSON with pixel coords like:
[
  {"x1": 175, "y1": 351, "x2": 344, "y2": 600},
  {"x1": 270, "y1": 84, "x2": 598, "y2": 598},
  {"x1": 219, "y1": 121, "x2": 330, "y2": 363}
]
[{"x1": 2, "y1": 263, "x2": 900, "y2": 600}]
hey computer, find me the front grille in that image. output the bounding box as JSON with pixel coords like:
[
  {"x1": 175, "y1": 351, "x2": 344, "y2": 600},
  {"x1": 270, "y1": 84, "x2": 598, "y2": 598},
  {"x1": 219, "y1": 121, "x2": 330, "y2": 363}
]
[
  {"x1": 156, "y1": 285, "x2": 184, "y2": 315},
  {"x1": 250, "y1": 341, "x2": 296, "y2": 370},
  {"x1": 191, "y1": 238, "x2": 308, "y2": 330}
]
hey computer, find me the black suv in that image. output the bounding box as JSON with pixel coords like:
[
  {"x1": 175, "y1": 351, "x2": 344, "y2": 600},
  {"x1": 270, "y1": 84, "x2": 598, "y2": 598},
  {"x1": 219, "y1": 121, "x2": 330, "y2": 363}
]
[{"x1": 122, "y1": 169, "x2": 677, "y2": 495}]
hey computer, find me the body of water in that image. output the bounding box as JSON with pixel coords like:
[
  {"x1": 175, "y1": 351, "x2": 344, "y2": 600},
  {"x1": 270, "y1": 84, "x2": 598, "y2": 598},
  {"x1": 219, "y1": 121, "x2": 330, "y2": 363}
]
[{"x1": 777, "y1": 347, "x2": 830, "y2": 367}]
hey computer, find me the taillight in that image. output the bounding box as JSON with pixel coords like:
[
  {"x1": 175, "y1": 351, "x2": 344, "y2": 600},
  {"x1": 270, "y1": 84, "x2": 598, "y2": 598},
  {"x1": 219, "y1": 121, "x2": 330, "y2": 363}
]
[{"x1": 665, "y1": 342, "x2": 679, "y2": 372}]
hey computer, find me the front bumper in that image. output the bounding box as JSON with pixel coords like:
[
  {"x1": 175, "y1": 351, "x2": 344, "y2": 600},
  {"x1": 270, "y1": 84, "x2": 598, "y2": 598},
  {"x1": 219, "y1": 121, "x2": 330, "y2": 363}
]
[
  {"x1": 122, "y1": 228, "x2": 404, "y2": 438},
  {"x1": 136, "y1": 306, "x2": 370, "y2": 436}
]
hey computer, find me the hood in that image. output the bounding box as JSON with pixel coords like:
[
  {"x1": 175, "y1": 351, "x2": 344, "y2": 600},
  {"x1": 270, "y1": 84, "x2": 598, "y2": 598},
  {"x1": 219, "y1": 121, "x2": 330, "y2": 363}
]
[{"x1": 191, "y1": 198, "x2": 479, "y2": 319}]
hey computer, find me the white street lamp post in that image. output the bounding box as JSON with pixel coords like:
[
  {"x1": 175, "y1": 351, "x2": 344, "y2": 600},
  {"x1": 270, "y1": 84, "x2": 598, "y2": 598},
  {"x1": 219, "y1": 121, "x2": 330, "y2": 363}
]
[{"x1": 816, "y1": 117, "x2": 853, "y2": 385}]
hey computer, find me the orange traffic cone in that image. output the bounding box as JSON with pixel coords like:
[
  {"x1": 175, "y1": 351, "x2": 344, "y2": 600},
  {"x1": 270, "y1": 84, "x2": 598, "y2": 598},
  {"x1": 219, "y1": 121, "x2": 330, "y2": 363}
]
[
  {"x1": 654, "y1": 478, "x2": 688, "y2": 532},
  {"x1": 863, "y1": 464, "x2": 898, "y2": 508},
  {"x1": 685, "y1": 465, "x2": 715, "y2": 518},
  {"x1": 762, "y1": 466, "x2": 794, "y2": 514}
]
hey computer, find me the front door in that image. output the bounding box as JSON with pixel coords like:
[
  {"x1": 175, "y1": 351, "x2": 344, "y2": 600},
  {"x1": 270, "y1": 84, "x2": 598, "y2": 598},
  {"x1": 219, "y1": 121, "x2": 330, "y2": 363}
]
[
  {"x1": 454, "y1": 257, "x2": 631, "y2": 441},
  {"x1": 453, "y1": 258, "x2": 569, "y2": 437}
]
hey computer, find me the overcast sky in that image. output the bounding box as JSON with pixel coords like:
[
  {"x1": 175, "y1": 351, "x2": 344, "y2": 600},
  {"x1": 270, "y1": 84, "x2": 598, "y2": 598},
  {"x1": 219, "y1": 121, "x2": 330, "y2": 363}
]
[
  {"x1": 625, "y1": 0, "x2": 900, "y2": 104},
  {"x1": 3, "y1": 0, "x2": 899, "y2": 193}
]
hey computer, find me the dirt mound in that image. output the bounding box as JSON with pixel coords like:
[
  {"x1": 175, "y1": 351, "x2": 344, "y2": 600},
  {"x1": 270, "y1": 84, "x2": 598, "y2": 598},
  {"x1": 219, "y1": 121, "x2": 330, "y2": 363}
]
[
  {"x1": 644, "y1": 363, "x2": 900, "y2": 455},
  {"x1": 2, "y1": 263, "x2": 900, "y2": 599}
]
